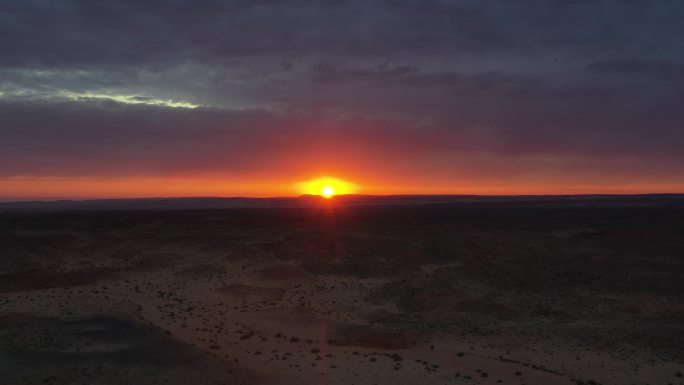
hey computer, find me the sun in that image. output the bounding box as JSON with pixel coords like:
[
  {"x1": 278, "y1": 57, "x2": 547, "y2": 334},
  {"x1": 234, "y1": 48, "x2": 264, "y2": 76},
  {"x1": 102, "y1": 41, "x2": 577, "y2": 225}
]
[
  {"x1": 321, "y1": 185, "x2": 335, "y2": 198},
  {"x1": 296, "y1": 177, "x2": 358, "y2": 197}
]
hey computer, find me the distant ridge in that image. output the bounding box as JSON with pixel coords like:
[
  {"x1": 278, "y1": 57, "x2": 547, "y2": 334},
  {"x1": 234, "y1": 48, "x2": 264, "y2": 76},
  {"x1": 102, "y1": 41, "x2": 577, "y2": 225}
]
[{"x1": 0, "y1": 194, "x2": 683, "y2": 211}]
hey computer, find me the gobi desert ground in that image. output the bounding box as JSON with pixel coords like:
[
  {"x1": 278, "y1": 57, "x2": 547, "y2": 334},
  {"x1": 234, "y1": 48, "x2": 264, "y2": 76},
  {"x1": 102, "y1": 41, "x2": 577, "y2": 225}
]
[{"x1": 1, "y1": 196, "x2": 682, "y2": 385}]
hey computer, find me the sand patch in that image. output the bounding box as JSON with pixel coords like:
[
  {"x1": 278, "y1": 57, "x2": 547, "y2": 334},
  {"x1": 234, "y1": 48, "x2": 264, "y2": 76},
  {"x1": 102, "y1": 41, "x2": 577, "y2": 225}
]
[
  {"x1": 253, "y1": 264, "x2": 312, "y2": 281},
  {"x1": 219, "y1": 284, "x2": 284, "y2": 301},
  {"x1": 174, "y1": 264, "x2": 223, "y2": 278},
  {"x1": 327, "y1": 324, "x2": 415, "y2": 350}
]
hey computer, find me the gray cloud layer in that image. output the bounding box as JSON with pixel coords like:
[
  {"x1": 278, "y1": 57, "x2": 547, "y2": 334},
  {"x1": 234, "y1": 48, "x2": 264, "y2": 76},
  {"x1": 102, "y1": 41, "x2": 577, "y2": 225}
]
[{"x1": 1, "y1": 0, "x2": 683, "y2": 188}]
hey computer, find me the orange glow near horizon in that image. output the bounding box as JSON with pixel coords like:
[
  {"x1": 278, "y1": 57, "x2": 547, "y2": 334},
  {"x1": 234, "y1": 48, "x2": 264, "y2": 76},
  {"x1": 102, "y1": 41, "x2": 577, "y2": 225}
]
[{"x1": 1, "y1": 176, "x2": 683, "y2": 201}]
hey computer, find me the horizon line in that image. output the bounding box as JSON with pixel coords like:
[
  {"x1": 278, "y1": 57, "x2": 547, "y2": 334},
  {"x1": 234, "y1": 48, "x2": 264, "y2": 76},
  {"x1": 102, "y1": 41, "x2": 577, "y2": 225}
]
[{"x1": 2, "y1": 192, "x2": 684, "y2": 204}]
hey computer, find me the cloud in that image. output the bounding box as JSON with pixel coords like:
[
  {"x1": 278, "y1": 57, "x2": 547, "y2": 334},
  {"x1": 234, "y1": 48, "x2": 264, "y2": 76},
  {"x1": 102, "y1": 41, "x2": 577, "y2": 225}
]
[
  {"x1": 1, "y1": 97, "x2": 682, "y2": 184},
  {"x1": 1, "y1": 0, "x2": 683, "y2": 193},
  {"x1": 3, "y1": 0, "x2": 681, "y2": 68},
  {"x1": 587, "y1": 59, "x2": 684, "y2": 78},
  {"x1": 308, "y1": 64, "x2": 539, "y2": 92}
]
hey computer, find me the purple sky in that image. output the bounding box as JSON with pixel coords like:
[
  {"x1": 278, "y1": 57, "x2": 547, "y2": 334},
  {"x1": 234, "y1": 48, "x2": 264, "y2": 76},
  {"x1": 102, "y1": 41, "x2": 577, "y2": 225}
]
[{"x1": 1, "y1": 0, "x2": 683, "y2": 197}]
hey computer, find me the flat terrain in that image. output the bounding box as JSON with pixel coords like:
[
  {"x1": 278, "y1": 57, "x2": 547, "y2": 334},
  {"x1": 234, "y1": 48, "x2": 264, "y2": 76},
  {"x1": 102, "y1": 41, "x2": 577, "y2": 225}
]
[{"x1": 1, "y1": 196, "x2": 683, "y2": 385}]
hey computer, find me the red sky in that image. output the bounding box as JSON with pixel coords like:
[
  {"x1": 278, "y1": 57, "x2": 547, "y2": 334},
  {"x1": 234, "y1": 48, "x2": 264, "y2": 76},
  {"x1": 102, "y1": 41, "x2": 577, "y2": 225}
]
[{"x1": 1, "y1": 1, "x2": 683, "y2": 199}]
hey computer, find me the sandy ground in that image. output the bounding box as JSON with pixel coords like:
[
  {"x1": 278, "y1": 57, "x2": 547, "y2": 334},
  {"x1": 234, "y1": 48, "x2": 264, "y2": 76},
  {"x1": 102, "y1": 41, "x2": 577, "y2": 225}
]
[{"x1": 1, "y1": 202, "x2": 683, "y2": 384}]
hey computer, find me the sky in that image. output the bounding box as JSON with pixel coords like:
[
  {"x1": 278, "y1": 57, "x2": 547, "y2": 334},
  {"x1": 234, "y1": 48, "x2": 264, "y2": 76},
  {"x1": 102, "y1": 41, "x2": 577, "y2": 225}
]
[{"x1": 1, "y1": 0, "x2": 683, "y2": 199}]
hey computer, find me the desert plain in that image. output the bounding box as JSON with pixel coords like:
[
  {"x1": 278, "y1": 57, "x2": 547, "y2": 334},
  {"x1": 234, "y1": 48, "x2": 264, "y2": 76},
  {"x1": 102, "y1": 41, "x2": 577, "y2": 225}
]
[{"x1": 0, "y1": 195, "x2": 682, "y2": 385}]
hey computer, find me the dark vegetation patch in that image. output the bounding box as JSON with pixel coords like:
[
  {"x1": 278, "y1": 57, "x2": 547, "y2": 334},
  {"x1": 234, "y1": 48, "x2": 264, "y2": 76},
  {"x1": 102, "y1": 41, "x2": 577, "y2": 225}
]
[
  {"x1": 0, "y1": 315, "x2": 255, "y2": 385},
  {"x1": 0, "y1": 268, "x2": 116, "y2": 293}
]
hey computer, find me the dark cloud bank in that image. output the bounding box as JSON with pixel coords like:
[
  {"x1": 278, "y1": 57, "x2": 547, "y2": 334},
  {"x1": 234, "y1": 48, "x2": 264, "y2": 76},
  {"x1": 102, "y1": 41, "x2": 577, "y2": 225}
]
[{"x1": 1, "y1": 0, "x2": 683, "y2": 190}]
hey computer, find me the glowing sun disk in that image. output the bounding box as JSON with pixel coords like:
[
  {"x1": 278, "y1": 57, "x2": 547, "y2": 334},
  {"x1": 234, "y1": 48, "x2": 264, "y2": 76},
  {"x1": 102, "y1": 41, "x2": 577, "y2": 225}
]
[
  {"x1": 296, "y1": 177, "x2": 358, "y2": 197},
  {"x1": 321, "y1": 186, "x2": 335, "y2": 198}
]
